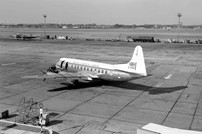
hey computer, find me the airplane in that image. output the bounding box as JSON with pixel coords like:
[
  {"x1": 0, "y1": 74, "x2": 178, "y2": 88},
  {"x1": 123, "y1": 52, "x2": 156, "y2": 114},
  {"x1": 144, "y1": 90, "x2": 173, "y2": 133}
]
[
  {"x1": 12, "y1": 33, "x2": 41, "y2": 40},
  {"x1": 23, "y1": 45, "x2": 147, "y2": 87}
]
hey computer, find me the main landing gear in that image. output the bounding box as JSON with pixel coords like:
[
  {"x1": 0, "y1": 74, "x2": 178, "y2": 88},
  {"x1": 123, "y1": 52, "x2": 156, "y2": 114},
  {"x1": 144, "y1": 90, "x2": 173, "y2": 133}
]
[
  {"x1": 71, "y1": 80, "x2": 79, "y2": 87},
  {"x1": 66, "y1": 80, "x2": 79, "y2": 88}
]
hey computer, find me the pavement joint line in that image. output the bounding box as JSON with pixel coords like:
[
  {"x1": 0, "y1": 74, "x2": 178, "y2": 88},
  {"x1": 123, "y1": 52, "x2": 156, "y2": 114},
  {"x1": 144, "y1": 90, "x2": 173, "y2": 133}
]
[
  {"x1": 62, "y1": 112, "x2": 110, "y2": 120},
  {"x1": 104, "y1": 91, "x2": 143, "y2": 98},
  {"x1": 160, "y1": 87, "x2": 186, "y2": 124},
  {"x1": 74, "y1": 124, "x2": 86, "y2": 134},
  {"x1": 101, "y1": 85, "x2": 152, "y2": 125},
  {"x1": 109, "y1": 118, "x2": 147, "y2": 126},
  {"x1": 0, "y1": 78, "x2": 37, "y2": 89},
  {"x1": 176, "y1": 55, "x2": 183, "y2": 61},
  {"x1": 57, "y1": 125, "x2": 83, "y2": 133},
  {"x1": 37, "y1": 87, "x2": 71, "y2": 103},
  {"x1": 85, "y1": 99, "x2": 132, "y2": 108},
  {"x1": 145, "y1": 63, "x2": 160, "y2": 74},
  {"x1": 1, "y1": 84, "x2": 71, "y2": 111},
  {"x1": 0, "y1": 80, "x2": 47, "y2": 102},
  {"x1": 0, "y1": 92, "x2": 19, "y2": 101},
  {"x1": 161, "y1": 67, "x2": 196, "y2": 125},
  {"x1": 149, "y1": 64, "x2": 177, "y2": 89},
  {"x1": 127, "y1": 106, "x2": 172, "y2": 113},
  {"x1": 54, "y1": 90, "x2": 106, "y2": 120},
  {"x1": 189, "y1": 66, "x2": 202, "y2": 130},
  {"x1": 78, "y1": 97, "x2": 196, "y2": 113},
  {"x1": 0, "y1": 102, "x2": 17, "y2": 107}
]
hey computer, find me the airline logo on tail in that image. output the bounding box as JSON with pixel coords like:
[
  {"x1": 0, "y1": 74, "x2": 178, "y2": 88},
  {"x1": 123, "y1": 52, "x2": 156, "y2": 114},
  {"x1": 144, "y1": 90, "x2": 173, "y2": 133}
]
[
  {"x1": 113, "y1": 45, "x2": 147, "y2": 76},
  {"x1": 126, "y1": 45, "x2": 147, "y2": 76},
  {"x1": 128, "y1": 62, "x2": 137, "y2": 70}
]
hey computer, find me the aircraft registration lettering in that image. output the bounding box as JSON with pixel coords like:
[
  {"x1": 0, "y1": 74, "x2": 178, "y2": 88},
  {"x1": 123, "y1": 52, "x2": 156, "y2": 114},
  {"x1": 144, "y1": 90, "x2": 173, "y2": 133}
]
[{"x1": 72, "y1": 61, "x2": 99, "y2": 68}]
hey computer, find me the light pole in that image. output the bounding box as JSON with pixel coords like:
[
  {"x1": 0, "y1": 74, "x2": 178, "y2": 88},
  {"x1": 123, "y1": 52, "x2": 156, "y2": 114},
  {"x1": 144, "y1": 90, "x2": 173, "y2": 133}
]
[
  {"x1": 177, "y1": 13, "x2": 182, "y2": 42},
  {"x1": 43, "y1": 14, "x2": 47, "y2": 37},
  {"x1": 43, "y1": 14, "x2": 47, "y2": 24}
]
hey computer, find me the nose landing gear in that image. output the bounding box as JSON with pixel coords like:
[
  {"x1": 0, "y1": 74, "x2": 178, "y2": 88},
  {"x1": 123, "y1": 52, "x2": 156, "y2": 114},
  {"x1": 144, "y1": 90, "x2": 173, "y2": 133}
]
[{"x1": 47, "y1": 65, "x2": 59, "y2": 73}]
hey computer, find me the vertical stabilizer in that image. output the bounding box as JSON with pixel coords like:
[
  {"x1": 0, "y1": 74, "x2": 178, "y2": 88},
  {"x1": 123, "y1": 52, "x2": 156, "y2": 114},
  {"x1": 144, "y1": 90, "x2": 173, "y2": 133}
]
[
  {"x1": 127, "y1": 45, "x2": 147, "y2": 76},
  {"x1": 114, "y1": 45, "x2": 147, "y2": 76}
]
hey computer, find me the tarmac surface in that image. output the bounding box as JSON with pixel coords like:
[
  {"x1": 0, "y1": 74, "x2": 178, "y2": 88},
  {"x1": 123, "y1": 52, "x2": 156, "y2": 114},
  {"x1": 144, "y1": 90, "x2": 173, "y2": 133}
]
[{"x1": 0, "y1": 39, "x2": 202, "y2": 134}]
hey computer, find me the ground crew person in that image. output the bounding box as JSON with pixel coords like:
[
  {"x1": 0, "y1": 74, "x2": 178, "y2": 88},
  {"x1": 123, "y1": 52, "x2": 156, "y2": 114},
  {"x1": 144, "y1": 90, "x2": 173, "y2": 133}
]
[{"x1": 39, "y1": 104, "x2": 44, "y2": 133}]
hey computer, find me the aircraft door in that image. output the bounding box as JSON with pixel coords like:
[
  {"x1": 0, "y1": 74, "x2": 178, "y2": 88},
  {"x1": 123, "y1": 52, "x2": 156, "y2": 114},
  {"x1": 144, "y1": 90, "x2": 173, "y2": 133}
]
[
  {"x1": 65, "y1": 62, "x2": 68, "y2": 70},
  {"x1": 61, "y1": 61, "x2": 65, "y2": 68}
]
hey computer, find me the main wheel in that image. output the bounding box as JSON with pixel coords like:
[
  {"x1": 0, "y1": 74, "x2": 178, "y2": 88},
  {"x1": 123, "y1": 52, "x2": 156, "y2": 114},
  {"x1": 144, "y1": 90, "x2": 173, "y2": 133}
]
[{"x1": 72, "y1": 80, "x2": 79, "y2": 87}]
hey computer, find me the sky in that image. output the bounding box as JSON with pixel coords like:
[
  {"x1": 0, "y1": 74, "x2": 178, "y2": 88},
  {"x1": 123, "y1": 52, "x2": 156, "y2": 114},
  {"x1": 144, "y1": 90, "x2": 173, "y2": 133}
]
[{"x1": 0, "y1": 0, "x2": 201, "y2": 25}]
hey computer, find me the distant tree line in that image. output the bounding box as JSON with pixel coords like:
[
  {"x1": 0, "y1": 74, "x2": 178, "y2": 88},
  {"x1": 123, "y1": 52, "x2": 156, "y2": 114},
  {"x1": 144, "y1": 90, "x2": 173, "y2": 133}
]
[{"x1": 0, "y1": 23, "x2": 201, "y2": 29}]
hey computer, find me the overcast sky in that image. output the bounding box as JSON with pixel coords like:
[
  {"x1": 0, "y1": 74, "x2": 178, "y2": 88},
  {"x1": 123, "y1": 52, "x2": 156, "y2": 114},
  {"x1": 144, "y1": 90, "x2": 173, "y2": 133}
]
[{"x1": 0, "y1": 0, "x2": 201, "y2": 25}]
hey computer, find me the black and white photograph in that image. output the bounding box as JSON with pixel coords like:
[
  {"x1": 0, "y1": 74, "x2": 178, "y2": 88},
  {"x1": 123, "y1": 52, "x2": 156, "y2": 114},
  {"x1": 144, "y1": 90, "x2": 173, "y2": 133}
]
[{"x1": 0, "y1": 0, "x2": 202, "y2": 133}]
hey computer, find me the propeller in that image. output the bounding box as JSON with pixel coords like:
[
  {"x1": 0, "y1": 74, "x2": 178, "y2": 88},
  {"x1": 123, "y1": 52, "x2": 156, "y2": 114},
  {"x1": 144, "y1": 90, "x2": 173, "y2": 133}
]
[{"x1": 41, "y1": 70, "x2": 47, "y2": 74}]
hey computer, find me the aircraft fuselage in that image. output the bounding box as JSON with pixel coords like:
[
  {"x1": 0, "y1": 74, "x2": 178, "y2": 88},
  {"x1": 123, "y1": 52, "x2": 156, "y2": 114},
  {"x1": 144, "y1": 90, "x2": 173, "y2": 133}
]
[{"x1": 56, "y1": 58, "x2": 140, "y2": 81}]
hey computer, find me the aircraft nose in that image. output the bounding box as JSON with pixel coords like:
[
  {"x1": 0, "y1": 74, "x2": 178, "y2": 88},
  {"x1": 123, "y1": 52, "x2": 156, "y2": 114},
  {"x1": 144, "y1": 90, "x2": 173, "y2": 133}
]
[
  {"x1": 55, "y1": 62, "x2": 60, "y2": 68},
  {"x1": 47, "y1": 64, "x2": 59, "y2": 73}
]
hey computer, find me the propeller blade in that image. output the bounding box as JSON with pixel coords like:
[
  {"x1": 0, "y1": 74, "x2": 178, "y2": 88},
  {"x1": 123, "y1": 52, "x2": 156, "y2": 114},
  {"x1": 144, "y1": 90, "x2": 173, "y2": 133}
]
[{"x1": 41, "y1": 70, "x2": 46, "y2": 74}]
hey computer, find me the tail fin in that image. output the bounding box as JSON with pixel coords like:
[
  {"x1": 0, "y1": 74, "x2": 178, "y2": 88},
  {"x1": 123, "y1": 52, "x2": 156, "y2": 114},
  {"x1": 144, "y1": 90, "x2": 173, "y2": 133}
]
[
  {"x1": 127, "y1": 45, "x2": 147, "y2": 76},
  {"x1": 114, "y1": 45, "x2": 147, "y2": 76}
]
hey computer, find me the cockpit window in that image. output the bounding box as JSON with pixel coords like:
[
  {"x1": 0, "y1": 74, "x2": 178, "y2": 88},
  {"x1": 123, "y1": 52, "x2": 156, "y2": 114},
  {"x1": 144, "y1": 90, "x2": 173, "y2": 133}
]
[{"x1": 61, "y1": 61, "x2": 64, "y2": 68}]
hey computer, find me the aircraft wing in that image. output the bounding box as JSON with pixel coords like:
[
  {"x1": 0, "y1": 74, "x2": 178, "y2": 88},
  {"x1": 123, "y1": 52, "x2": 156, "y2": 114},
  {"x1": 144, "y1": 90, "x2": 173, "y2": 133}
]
[
  {"x1": 24, "y1": 36, "x2": 40, "y2": 38},
  {"x1": 22, "y1": 71, "x2": 100, "y2": 81}
]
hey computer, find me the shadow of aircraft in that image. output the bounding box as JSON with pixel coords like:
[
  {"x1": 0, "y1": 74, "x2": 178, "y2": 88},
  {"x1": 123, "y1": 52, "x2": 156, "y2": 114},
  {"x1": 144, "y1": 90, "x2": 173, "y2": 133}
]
[
  {"x1": 48, "y1": 80, "x2": 187, "y2": 95},
  {"x1": 114, "y1": 81, "x2": 187, "y2": 95},
  {"x1": 48, "y1": 80, "x2": 107, "y2": 92}
]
